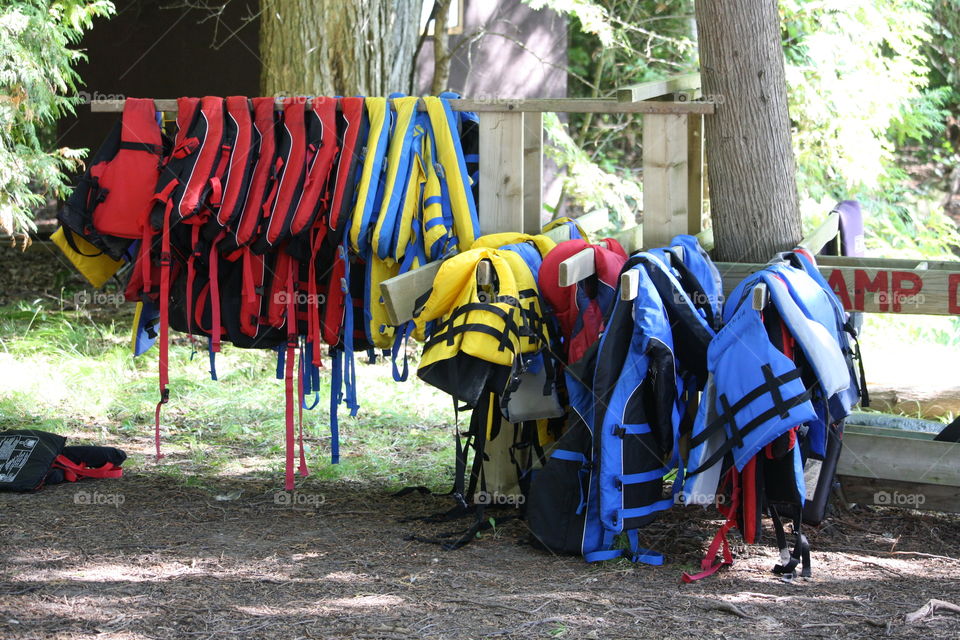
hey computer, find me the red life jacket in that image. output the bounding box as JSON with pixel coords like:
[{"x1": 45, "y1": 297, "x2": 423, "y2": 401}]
[
  {"x1": 144, "y1": 96, "x2": 227, "y2": 460},
  {"x1": 58, "y1": 97, "x2": 166, "y2": 260},
  {"x1": 290, "y1": 97, "x2": 338, "y2": 238},
  {"x1": 91, "y1": 98, "x2": 165, "y2": 239},
  {"x1": 327, "y1": 97, "x2": 366, "y2": 241},
  {"x1": 254, "y1": 97, "x2": 308, "y2": 253},
  {"x1": 538, "y1": 239, "x2": 628, "y2": 364},
  {"x1": 210, "y1": 96, "x2": 257, "y2": 237},
  {"x1": 223, "y1": 97, "x2": 279, "y2": 252}
]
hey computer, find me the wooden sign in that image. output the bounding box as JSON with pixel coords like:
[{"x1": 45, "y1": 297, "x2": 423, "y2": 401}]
[{"x1": 717, "y1": 256, "x2": 960, "y2": 316}]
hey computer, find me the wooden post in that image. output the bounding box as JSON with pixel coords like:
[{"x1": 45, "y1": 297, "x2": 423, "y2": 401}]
[
  {"x1": 478, "y1": 111, "x2": 524, "y2": 234},
  {"x1": 642, "y1": 113, "x2": 690, "y2": 248},
  {"x1": 522, "y1": 112, "x2": 543, "y2": 234},
  {"x1": 687, "y1": 114, "x2": 704, "y2": 235}
]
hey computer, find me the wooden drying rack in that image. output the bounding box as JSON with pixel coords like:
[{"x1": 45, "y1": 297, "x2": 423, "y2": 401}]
[{"x1": 92, "y1": 74, "x2": 712, "y2": 325}]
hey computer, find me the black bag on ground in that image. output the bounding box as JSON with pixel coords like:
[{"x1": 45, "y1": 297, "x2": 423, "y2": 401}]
[
  {"x1": 0, "y1": 430, "x2": 126, "y2": 491},
  {"x1": 0, "y1": 430, "x2": 66, "y2": 491}
]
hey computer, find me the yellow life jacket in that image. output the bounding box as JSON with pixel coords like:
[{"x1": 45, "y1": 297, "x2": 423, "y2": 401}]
[
  {"x1": 372, "y1": 96, "x2": 420, "y2": 261},
  {"x1": 422, "y1": 96, "x2": 480, "y2": 254},
  {"x1": 415, "y1": 247, "x2": 550, "y2": 407},
  {"x1": 470, "y1": 232, "x2": 557, "y2": 260},
  {"x1": 51, "y1": 227, "x2": 124, "y2": 289},
  {"x1": 349, "y1": 97, "x2": 390, "y2": 254}
]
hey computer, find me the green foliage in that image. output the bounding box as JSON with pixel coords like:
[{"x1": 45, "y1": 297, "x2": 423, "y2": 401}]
[
  {"x1": 0, "y1": 0, "x2": 114, "y2": 237},
  {"x1": 781, "y1": 0, "x2": 943, "y2": 200},
  {"x1": 524, "y1": 0, "x2": 697, "y2": 220},
  {"x1": 542, "y1": 112, "x2": 641, "y2": 227}
]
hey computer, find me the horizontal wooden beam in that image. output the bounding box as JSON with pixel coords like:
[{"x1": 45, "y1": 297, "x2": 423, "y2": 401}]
[
  {"x1": 716, "y1": 259, "x2": 960, "y2": 315},
  {"x1": 839, "y1": 476, "x2": 960, "y2": 514},
  {"x1": 617, "y1": 73, "x2": 701, "y2": 103},
  {"x1": 89, "y1": 98, "x2": 714, "y2": 115},
  {"x1": 380, "y1": 262, "x2": 442, "y2": 327},
  {"x1": 839, "y1": 424, "x2": 960, "y2": 488}
]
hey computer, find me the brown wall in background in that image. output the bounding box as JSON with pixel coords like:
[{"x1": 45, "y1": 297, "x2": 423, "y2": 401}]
[
  {"x1": 57, "y1": 0, "x2": 567, "y2": 220},
  {"x1": 58, "y1": 0, "x2": 260, "y2": 155},
  {"x1": 415, "y1": 0, "x2": 567, "y2": 99}
]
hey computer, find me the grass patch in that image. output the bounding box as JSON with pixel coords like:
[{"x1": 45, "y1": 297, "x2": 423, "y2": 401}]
[{"x1": 0, "y1": 300, "x2": 458, "y2": 491}]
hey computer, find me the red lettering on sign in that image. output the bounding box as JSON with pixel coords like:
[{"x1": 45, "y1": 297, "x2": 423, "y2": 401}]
[
  {"x1": 891, "y1": 271, "x2": 923, "y2": 312},
  {"x1": 854, "y1": 270, "x2": 888, "y2": 312},
  {"x1": 950, "y1": 273, "x2": 960, "y2": 314},
  {"x1": 827, "y1": 269, "x2": 852, "y2": 311}
]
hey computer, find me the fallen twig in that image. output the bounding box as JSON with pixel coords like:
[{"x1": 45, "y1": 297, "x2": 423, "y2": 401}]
[
  {"x1": 904, "y1": 599, "x2": 960, "y2": 624},
  {"x1": 695, "y1": 598, "x2": 755, "y2": 619}
]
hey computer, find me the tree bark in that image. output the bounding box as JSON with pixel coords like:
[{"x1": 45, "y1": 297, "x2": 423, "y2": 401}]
[
  {"x1": 260, "y1": 0, "x2": 422, "y2": 97},
  {"x1": 695, "y1": 0, "x2": 802, "y2": 262},
  {"x1": 429, "y1": 0, "x2": 453, "y2": 95}
]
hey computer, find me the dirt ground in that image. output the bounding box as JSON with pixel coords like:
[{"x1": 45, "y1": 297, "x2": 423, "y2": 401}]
[
  {"x1": 3, "y1": 244, "x2": 960, "y2": 639},
  {"x1": 2, "y1": 434, "x2": 960, "y2": 640}
]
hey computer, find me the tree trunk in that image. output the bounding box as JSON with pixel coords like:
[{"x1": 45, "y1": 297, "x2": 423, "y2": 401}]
[
  {"x1": 260, "y1": 0, "x2": 422, "y2": 97},
  {"x1": 429, "y1": 0, "x2": 453, "y2": 95},
  {"x1": 695, "y1": 0, "x2": 802, "y2": 262}
]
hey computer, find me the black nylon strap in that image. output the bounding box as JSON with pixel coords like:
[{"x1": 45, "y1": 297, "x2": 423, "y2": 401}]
[
  {"x1": 687, "y1": 385, "x2": 814, "y2": 477},
  {"x1": 61, "y1": 226, "x2": 104, "y2": 258},
  {"x1": 423, "y1": 323, "x2": 517, "y2": 354},
  {"x1": 845, "y1": 319, "x2": 870, "y2": 407},
  {"x1": 119, "y1": 141, "x2": 163, "y2": 154},
  {"x1": 412, "y1": 287, "x2": 433, "y2": 318},
  {"x1": 771, "y1": 508, "x2": 811, "y2": 578},
  {"x1": 690, "y1": 368, "x2": 805, "y2": 449}
]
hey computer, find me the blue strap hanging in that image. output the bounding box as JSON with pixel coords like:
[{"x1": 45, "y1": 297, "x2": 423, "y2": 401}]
[
  {"x1": 275, "y1": 344, "x2": 285, "y2": 379},
  {"x1": 300, "y1": 338, "x2": 321, "y2": 410},
  {"x1": 329, "y1": 348, "x2": 342, "y2": 465},
  {"x1": 207, "y1": 337, "x2": 218, "y2": 381}
]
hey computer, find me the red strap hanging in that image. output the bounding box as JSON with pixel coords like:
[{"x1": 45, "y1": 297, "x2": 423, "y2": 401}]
[
  {"x1": 154, "y1": 198, "x2": 173, "y2": 461},
  {"x1": 682, "y1": 468, "x2": 740, "y2": 582},
  {"x1": 283, "y1": 263, "x2": 297, "y2": 491},
  {"x1": 297, "y1": 348, "x2": 309, "y2": 478},
  {"x1": 52, "y1": 455, "x2": 123, "y2": 481}
]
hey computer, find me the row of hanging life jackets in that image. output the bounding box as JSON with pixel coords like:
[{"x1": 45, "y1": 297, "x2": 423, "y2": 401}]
[{"x1": 56, "y1": 93, "x2": 482, "y2": 491}]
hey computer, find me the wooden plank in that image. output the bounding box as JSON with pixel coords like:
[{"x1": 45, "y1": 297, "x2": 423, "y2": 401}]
[
  {"x1": 621, "y1": 270, "x2": 640, "y2": 301},
  {"x1": 615, "y1": 225, "x2": 642, "y2": 254},
  {"x1": 799, "y1": 211, "x2": 840, "y2": 254},
  {"x1": 90, "y1": 98, "x2": 715, "y2": 115},
  {"x1": 839, "y1": 425, "x2": 960, "y2": 488},
  {"x1": 686, "y1": 114, "x2": 704, "y2": 235},
  {"x1": 642, "y1": 113, "x2": 690, "y2": 248},
  {"x1": 558, "y1": 248, "x2": 596, "y2": 287},
  {"x1": 572, "y1": 209, "x2": 610, "y2": 234},
  {"x1": 715, "y1": 261, "x2": 960, "y2": 315},
  {"x1": 478, "y1": 111, "x2": 524, "y2": 234},
  {"x1": 816, "y1": 255, "x2": 960, "y2": 271},
  {"x1": 522, "y1": 111, "x2": 543, "y2": 234},
  {"x1": 379, "y1": 262, "x2": 442, "y2": 326},
  {"x1": 838, "y1": 477, "x2": 960, "y2": 514},
  {"x1": 846, "y1": 412, "x2": 944, "y2": 435},
  {"x1": 617, "y1": 73, "x2": 701, "y2": 103}
]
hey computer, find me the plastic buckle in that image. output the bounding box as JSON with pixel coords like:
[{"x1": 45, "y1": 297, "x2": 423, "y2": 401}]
[{"x1": 159, "y1": 252, "x2": 172, "y2": 266}]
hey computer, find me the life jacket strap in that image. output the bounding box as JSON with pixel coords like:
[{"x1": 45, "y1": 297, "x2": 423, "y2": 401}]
[
  {"x1": 687, "y1": 366, "x2": 814, "y2": 476},
  {"x1": 771, "y1": 507, "x2": 812, "y2": 578},
  {"x1": 681, "y1": 467, "x2": 741, "y2": 582},
  {"x1": 51, "y1": 455, "x2": 123, "y2": 481}
]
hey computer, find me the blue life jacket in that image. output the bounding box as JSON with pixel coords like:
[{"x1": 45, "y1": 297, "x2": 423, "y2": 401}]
[{"x1": 527, "y1": 238, "x2": 721, "y2": 565}]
